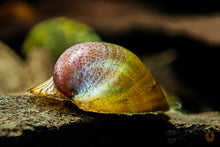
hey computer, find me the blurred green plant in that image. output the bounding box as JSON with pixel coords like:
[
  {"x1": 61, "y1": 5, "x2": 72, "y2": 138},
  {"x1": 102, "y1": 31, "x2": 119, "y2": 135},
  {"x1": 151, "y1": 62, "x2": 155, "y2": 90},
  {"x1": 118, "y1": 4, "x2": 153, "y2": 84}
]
[{"x1": 22, "y1": 17, "x2": 102, "y2": 59}]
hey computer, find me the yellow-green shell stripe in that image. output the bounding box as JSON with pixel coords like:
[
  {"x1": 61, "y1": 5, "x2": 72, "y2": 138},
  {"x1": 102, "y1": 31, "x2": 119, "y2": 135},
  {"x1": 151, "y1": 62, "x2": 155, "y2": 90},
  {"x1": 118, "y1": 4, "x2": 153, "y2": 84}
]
[{"x1": 64, "y1": 42, "x2": 169, "y2": 113}]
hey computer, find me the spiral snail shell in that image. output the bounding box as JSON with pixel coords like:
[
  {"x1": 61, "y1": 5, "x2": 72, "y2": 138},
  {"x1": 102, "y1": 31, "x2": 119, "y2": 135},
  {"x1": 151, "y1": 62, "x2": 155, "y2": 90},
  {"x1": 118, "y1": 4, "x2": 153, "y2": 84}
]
[
  {"x1": 28, "y1": 42, "x2": 169, "y2": 114},
  {"x1": 22, "y1": 17, "x2": 101, "y2": 59}
]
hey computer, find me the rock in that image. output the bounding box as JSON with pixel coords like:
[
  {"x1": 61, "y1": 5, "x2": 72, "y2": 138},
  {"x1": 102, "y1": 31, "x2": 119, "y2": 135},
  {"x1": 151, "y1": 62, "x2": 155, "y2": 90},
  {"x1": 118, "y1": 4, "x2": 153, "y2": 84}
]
[
  {"x1": 24, "y1": 48, "x2": 54, "y2": 89},
  {"x1": 0, "y1": 41, "x2": 54, "y2": 95},
  {"x1": 0, "y1": 95, "x2": 88, "y2": 137},
  {"x1": 0, "y1": 42, "x2": 27, "y2": 94},
  {"x1": 0, "y1": 95, "x2": 219, "y2": 146}
]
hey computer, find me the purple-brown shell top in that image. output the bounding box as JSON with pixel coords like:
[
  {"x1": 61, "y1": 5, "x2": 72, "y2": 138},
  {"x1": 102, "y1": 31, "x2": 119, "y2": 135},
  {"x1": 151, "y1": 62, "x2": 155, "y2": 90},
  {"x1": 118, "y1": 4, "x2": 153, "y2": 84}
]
[
  {"x1": 53, "y1": 42, "x2": 123, "y2": 98},
  {"x1": 28, "y1": 42, "x2": 169, "y2": 114}
]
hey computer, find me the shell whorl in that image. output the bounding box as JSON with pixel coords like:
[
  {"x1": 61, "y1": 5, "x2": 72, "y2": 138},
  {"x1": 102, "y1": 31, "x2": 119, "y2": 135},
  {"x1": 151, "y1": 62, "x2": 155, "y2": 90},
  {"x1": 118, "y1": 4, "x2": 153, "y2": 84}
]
[{"x1": 54, "y1": 42, "x2": 129, "y2": 98}]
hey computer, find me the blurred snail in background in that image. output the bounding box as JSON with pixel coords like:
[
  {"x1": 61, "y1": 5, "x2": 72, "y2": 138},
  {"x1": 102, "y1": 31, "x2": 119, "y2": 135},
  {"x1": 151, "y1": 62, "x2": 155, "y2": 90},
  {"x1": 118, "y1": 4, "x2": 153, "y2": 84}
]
[
  {"x1": 28, "y1": 42, "x2": 169, "y2": 114},
  {"x1": 22, "y1": 17, "x2": 101, "y2": 59}
]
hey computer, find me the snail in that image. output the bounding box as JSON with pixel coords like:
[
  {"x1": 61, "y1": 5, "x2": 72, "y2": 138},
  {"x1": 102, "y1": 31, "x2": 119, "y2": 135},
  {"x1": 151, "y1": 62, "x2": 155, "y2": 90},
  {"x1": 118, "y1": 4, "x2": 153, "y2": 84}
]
[
  {"x1": 28, "y1": 42, "x2": 169, "y2": 114},
  {"x1": 22, "y1": 17, "x2": 101, "y2": 59}
]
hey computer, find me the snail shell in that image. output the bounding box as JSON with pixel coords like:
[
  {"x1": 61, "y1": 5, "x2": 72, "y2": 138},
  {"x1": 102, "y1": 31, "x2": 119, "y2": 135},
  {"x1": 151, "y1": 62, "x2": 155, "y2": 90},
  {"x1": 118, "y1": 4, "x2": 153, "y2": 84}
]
[
  {"x1": 28, "y1": 42, "x2": 169, "y2": 114},
  {"x1": 22, "y1": 17, "x2": 101, "y2": 59}
]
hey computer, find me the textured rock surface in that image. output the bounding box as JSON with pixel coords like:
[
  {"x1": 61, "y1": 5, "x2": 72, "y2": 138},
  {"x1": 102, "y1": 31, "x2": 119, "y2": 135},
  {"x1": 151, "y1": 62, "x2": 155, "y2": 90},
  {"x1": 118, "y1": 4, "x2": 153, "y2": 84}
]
[
  {"x1": 0, "y1": 95, "x2": 91, "y2": 137},
  {"x1": 0, "y1": 95, "x2": 219, "y2": 146},
  {"x1": 0, "y1": 42, "x2": 54, "y2": 95}
]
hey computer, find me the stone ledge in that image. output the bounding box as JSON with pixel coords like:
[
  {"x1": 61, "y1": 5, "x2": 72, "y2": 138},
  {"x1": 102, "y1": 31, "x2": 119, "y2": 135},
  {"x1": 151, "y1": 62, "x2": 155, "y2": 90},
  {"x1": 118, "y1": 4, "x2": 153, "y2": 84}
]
[{"x1": 0, "y1": 95, "x2": 219, "y2": 146}]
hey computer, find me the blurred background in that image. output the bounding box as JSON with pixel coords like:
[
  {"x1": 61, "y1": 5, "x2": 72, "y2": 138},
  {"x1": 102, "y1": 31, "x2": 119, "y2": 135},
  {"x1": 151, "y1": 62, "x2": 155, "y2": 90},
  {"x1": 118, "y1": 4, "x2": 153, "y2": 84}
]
[{"x1": 0, "y1": 0, "x2": 220, "y2": 113}]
